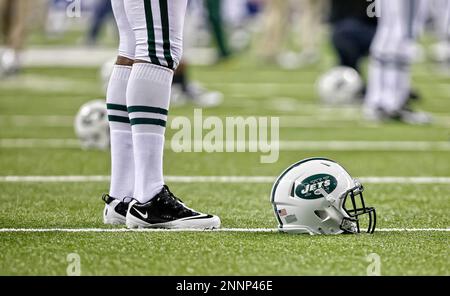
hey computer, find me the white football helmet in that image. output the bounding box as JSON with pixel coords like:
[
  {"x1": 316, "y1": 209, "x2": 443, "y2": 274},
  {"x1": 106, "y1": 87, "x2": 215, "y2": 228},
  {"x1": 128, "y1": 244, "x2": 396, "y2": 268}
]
[
  {"x1": 271, "y1": 158, "x2": 376, "y2": 235},
  {"x1": 74, "y1": 100, "x2": 110, "y2": 150},
  {"x1": 316, "y1": 66, "x2": 363, "y2": 105}
]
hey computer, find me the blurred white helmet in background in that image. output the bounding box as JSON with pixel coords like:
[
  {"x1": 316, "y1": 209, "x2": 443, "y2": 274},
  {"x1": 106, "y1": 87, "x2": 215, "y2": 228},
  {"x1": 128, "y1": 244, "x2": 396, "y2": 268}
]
[
  {"x1": 271, "y1": 158, "x2": 376, "y2": 235},
  {"x1": 316, "y1": 66, "x2": 364, "y2": 105},
  {"x1": 74, "y1": 100, "x2": 110, "y2": 150}
]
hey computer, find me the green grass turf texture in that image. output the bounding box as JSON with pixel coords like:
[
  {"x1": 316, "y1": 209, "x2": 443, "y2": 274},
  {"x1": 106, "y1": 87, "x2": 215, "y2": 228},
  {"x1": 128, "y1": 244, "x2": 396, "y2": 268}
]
[{"x1": 0, "y1": 50, "x2": 449, "y2": 275}]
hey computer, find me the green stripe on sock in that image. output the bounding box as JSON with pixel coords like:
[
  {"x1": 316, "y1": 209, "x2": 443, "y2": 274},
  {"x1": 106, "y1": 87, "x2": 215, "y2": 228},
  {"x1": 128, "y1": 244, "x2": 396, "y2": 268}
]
[
  {"x1": 108, "y1": 115, "x2": 130, "y2": 124},
  {"x1": 107, "y1": 104, "x2": 128, "y2": 112},
  {"x1": 127, "y1": 106, "x2": 168, "y2": 115},
  {"x1": 143, "y1": 0, "x2": 161, "y2": 65},
  {"x1": 130, "y1": 118, "x2": 167, "y2": 127},
  {"x1": 159, "y1": 0, "x2": 174, "y2": 69}
]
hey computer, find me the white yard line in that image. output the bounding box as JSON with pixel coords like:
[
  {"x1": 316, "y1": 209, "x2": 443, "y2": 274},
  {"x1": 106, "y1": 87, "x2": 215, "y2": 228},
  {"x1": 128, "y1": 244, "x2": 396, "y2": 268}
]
[
  {"x1": 0, "y1": 176, "x2": 111, "y2": 182},
  {"x1": 1, "y1": 175, "x2": 450, "y2": 184},
  {"x1": 276, "y1": 141, "x2": 450, "y2": 151},
  {"x1": 0, "y1": 228, "x2": 447, "y2": 233},
  {"x1": 0, "y1": 138, "x2": 80, "y2": 148},
  {"x1": 2, "y1": 139, "x2": 450, "y2": 151},
  {"x1": 22, "y1": 47, "x2": 117, "y2": 67},
  {"x1": 0, "y1": 115, "x2": 74, "y2": 127},
  {"x1": 1, "y1": 114, "x2": 450, "y2": 127}
]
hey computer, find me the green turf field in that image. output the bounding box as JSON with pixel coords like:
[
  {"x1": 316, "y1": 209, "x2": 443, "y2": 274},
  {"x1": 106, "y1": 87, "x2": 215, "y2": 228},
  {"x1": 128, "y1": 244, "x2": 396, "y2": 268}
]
[{"x1": 0, "y1": 53, "x2": 449, "y2": 275}]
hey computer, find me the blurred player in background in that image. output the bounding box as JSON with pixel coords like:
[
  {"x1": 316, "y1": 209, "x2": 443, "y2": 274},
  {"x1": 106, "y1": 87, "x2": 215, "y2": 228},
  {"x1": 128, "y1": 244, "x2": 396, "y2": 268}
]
[
  {"x1": 205, "y1": 0, "x2": 231, "y2": 60},
  {"x1": 365, "y1": 0, "x2": 432, "y2": 124},
  {"x1": 258, "y1": 0, "x2": 327, "y2": 69},
  {"x1": 0, "y1": 0, "x2": 30, "y2": 76},
  {"x1": 170, "y1": 60, "x2": 224, "y2": 107},
  {"x1": 428, "y1": 0, "x2": 450, "y2": 67},
  {"x1": 46, "y1": 0, "x2": 71, "y2": 37},
  {"x1": 329, "y1": 0, "x2": 377, "y2": 74},
  {"x1": 222, "y1": 0, "x2": 262, "y2": 53},
  {"x1": 170, "y1": 1, "x2": 225, "y2": 107},
  {"x1": 103, "y1": 0, "x2": 220, "y2": 229},
  {"x1": 431, "y1": 0, "x2": 450, "y2": 43},
  {"x1": 86, "y1": 0, "x2": 114, "y2": 46}
]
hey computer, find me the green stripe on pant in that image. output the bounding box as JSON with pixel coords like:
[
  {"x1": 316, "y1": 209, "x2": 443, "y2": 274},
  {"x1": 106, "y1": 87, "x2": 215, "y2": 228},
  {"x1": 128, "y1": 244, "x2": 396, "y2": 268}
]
[
  {"x1": 158, "y1": 0, "x2": 174, "y2": 69},
  {"x1": 143, "y1": 0, "x2": 162, "y2": 66}
]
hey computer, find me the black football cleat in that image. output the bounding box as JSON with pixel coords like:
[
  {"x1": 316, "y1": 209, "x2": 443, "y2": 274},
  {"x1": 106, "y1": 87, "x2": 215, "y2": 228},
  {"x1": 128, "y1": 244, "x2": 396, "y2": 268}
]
[
  {"x1": 102, "y1": 194, "x2": 130, "y2": 225},
  {"x1": 365, "y1": 106, "x2": 432, "y2": 125},
  {"x1": 126, "y1": 185, "x2": 221, "y2": 229}
]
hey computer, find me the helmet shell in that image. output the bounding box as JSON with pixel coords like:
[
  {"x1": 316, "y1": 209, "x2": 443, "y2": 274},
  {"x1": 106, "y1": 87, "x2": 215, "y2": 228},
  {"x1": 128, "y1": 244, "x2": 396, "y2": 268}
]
[
  {"x1": 74, "y1": 100, "x2": 110, "y2": 150},
  {"x1": 316, "y1": 66, "x2": 363, "y2": 105},
  {"x1": 271, "y1": 158, "x2": 357, "y2": 235}
]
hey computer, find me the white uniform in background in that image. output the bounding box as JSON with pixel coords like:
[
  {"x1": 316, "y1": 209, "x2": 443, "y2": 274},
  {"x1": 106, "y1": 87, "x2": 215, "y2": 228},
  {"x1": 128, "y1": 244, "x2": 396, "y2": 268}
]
[
  {"x1": 430, "y1": 0, "x2": 450, "y2": 41},
  {"x1": 223, "y1": 0, "x2": 248, "y2": 26},
  {"x1": 365, "y1": 0, "x2": 429, "y2": 116}
]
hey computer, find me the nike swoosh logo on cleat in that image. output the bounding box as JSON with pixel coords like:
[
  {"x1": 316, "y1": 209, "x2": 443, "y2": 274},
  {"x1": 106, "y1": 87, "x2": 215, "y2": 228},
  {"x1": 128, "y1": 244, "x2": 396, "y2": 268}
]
[
  {"x1": 133, "y1": 208, "x2": 148, "y2": 219},
  {"x1": 183, "y1": 215, "x2": 214, "y2": 221}
]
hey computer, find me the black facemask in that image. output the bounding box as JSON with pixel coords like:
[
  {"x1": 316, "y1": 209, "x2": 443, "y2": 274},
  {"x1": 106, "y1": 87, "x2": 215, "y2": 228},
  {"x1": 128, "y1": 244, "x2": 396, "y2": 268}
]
[{"x1": 340, "y1": 183, "x2": 376, "y2": 234}]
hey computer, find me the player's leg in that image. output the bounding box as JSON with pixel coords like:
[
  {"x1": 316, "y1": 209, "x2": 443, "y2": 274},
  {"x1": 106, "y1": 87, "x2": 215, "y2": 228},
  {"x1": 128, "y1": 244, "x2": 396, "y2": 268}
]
[
  {"x1": 124, "y1": 0, "x2": 220, "y2": 229},
  {"x1": 431, "y1": 0, "x2": 450, "y2": 66},
  {"x1": 393, "y1": 0, "x2": 429, "y2": 107},
  {"x1": 365, "y1": 0, "x2": 430, "y2": 124},
  {"x1": 103, "y1": 0, "x2": 136, "y2": 225},
  {"x1": 125, "y1": 0, "x2": 185, "y2": 203},
  {"x1": 433, "y1": 0, "x2": 450, "y2": 41},
  {"x1": 445, "y1": 0, "x2": 450, "y2": 62},
  {"x1": 445, "y1": 0, "x2": 450, "y2": 40},
  {"x1": 0, "y1": 0, "x2": 29, "y2": 75},
  {"x1": 171, "y1": 60, "x2": 224, "y2": 107},
  {"x1": 446, "y1": 0, "x2": 450, "y2": 40},
  {"x1": 297, "y1": 0, "x2": 326, "y2": 65},
  {"x1": 379, "y1": 0, "x2": 429, "y2": 112},
  {"x1": 0, "y1": 0, "x2": 9, "y2": 43},
  {"x1": 257, "y1": 0, "x2": 288, "y2": 61},
  {"x1": 87, "y1": 0, "x2": 113, "y2": 45},
  {"x1": 205, "y1": 0, "x2": 231, "y2": 60},
  {"x1": 331, "y1": 17, "x2": 377, "y2": 73},
  {"x1": 365, "y1": 0, "x2": 399, "y2": 111}
]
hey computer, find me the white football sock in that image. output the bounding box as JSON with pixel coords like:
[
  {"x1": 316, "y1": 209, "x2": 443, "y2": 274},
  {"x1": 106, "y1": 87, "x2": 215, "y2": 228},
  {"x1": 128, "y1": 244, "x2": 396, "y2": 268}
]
[
  {"x1": 365, "y1": 59, "x2": 383, "y2": 110},
  {"x1": 132, "y1": 133, "x2": 165, "y2": 202},
  {"x1": 366, "y1": 58, "x2": 411, "y2": 113},
  {"x1": 126, "y1": 63, "x2": 173, "y2": 203},
  {"x1": 380, "y1": 65, "x2": 410, "y2": 113},
  {"x1": 106, "y1": 65, "x2": 135, "y2": 201}
]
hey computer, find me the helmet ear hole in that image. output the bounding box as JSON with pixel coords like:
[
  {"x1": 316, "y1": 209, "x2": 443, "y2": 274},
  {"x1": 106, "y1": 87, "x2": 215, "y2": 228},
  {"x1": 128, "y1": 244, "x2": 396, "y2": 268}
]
[{"x1": 314, "y1": 210, "x2": 329, "y2": 221}]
